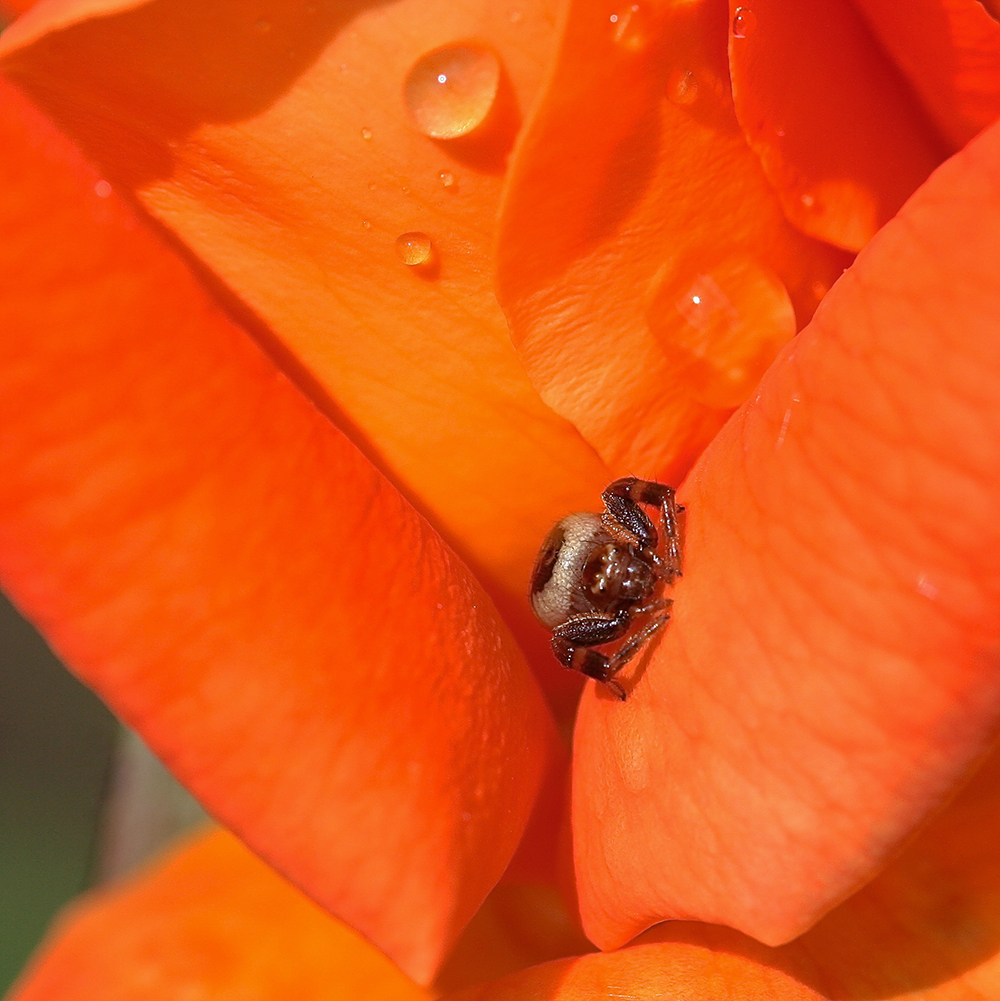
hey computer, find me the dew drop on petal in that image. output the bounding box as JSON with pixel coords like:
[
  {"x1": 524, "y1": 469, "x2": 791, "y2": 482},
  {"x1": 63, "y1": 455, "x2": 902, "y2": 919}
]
[
  {"x1": 647, "y1": 256, "x2": 795, "y2": 409},
  {"x1": 731, "y1": 6, "x2": 757, "y2": 39},
  {"x1": 361, "y1": 220, "x2": 371, "y2": 230},
  {"x1": 367, "y1": 181, "x2": 377, "y2": 191},
  {"x1": 360, "y1": 127, "x2": 372, "y2": 141},
  {"x1": 404, "y1": 43, "x2": 500, "y2": 139},
  {"x1": 94, "y1": 180, "x2": 112, "y2": 198},
  {"x1": 438, "y1": 170, "x2": 455, "y2": 188},
  {"x1": 611, "y1": 3, "x2": 651, "y2": 51},
  {"x1": 395, "y1": 231, "x2": 433, "y2": 266},
  {"x1": 666, "y1": 69, "x2": 698, "y2": 106}
]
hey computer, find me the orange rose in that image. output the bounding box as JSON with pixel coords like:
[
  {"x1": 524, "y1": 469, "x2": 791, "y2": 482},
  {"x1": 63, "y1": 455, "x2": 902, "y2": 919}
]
[{"x1": 3, "y1": 0, "x2": 1000, "y2": 997}]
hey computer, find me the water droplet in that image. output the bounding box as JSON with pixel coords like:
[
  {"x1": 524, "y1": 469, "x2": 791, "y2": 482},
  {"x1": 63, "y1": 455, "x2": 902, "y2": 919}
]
[
  {"x1": 811, "y1": 280, "x2": 828, "y2": 300},
  {"x1": 93, "y1": 179, "x2": 112, "y2": 198},
  {"x1": 647, "y1": 256, "x2": 795, "y2": 409},
  {"x1": 360, "y1": 127, "x2": 372, "y2": 141},
  {"x1": 361, "y1": 219, "x2": 371, "y2": 230},
  {"x1": 395, "y1": 231, "x2": 433, "y2": 266},
  {"x1": 731, "y1": 6, "x2": 757, "y2": 38},
  {"x1": 404, "y1": 43, "x2": 500, "y2": 139},
  {"x1": 368, "y1": 181, "x2": 377, "y2": 191},
  {"x1": 438, "y1": 170, "x2": 455, "y2": 188},
  {"x1": 508, "y1": 8, "x2": 523, "y2": 22},
  {"x1": 666, "y1": 69, "x2": 698, "y2": 106},
  {"x1": 611, "y1": 3, "x2": 650, "y2": 51},
  {"x1": 800, "y1": 192, "x2": 816, "y2": 208}
]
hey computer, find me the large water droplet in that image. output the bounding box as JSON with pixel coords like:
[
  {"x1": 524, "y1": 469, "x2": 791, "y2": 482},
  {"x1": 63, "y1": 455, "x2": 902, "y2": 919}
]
[
  {"x1": 647, "y1": 256, "x2": 795, "y2": 409},
  {"x1": 731, "y1": 6, "x2": 757, "y2": 39},
  {"x1": 404, "y1": 44, "x2": 500, "y2": 140},
  {"x1": 610, "y1": 3, "x2": 652, "y2": 51},
  {"x1": 395, "y1": 232, "x2": 433, "y2": 266},
  {"x1": 438, "y1": 170, "x2": 455, "y2": 188},
  {"x1": 666, "y1": 69, "x2": 698, "y2": 106},
  {"x1": 360, "y1": 127, "x2": 372, "y2": 141}
]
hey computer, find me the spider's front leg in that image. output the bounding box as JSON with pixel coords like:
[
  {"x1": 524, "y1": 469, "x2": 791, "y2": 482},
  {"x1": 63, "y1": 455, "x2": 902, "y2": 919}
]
[
  {"x1": 551, "y1": 609, "x2": 632, "y2": 700},
  {"x1": 602, "y1": 477, "x2": 684, "y2": 582}
]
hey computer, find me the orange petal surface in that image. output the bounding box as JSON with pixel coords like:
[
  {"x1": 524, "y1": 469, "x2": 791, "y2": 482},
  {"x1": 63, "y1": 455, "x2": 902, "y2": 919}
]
[
  {"x1": 727, "y1": 0, "x2": 944, "y2": 252},
  {"x1": 10, "y1": 829, "x2": 429, "y2": 1001},
  {"x1": 853, "y1": 0, "x2": 1000, "y2": 151},
  {"x1": 496, "y1": 0, "x2": 851, "y2": 480},
  {"x1": 573, "y1": 116, "x2": 1000, "y2": 948},
  {"x1": 0, "y1": 0, "x2": 610, "y2": 648},
  {"x1": 0, "y1": 77, "x2": 556, "y2": 983},
  {"x1": 448, "y1": 938, "x2": 824, "y2": 1001},
  {"x1": 636, "y1": 737, "x2": 1000, "y2": 1001}
]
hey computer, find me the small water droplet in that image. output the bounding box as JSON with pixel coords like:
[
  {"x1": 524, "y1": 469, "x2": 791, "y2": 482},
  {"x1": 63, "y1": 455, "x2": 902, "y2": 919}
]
[
  {"x1": 93, "y1": 179, "x2": 112, "y2": 198},
  {"x1": 404, "y1": 43, "x2": 500, "y2": 139},
  {"x1": 395, "y1": 231, "x2": 433, "y2": 266},
  {"x1": 361, "y1": 220, "x2": 371, "y2": 230},
  {"x1": 666, "y1": 69, "x2": 698, "y2": 106},
  {"x1": 508, "y1": 8, "x2": 523, "y2": 22},
  {"x1": 731, "y1": 6, "x2": 757, "y2": 38},
  {"x1": 368, "y1": 181, "x2": 377, "y2": 191},
  {"x1": 647, "y1": 256, "x2": 795, "y2": 409},
  {"x1": 811, "y1": 280, "x2": 828, "y2": 300},
  {"x1": 611, "y1": 3, "x2": 650, "y2": 51},
  {"x1": 800, "y1": 192, "x2": 816, "y2": 208},
  {"x1": 360, "y1": 127, "x2": 372, "y2": 141},
  {"x1": 401, "y1": 185, "x2": 411, "y2": 195},
  {"x1": 438, "y1": 170, "x2": 455, "y2": 188}
]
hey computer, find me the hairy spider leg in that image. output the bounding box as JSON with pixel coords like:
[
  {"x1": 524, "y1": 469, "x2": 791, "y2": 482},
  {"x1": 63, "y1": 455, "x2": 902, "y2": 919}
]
[
  {"x1": 602, "y1": 477, "x2": 684, "y2": 582},
  {"x1": 550, "y1": 600, "x2": 673, "y2": 700}
]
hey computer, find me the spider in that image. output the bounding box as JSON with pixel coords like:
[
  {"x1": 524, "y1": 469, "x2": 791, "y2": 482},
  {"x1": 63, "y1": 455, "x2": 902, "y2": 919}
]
[{"x1": 528, "y1": 477, "x2": 684, "y2": 701}]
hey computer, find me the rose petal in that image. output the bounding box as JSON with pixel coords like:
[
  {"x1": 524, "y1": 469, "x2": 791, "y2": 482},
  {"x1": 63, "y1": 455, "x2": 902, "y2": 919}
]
[
  {"x1": 573, "y1": 115, "x2": 1000, "y2": 948},
  {"x1": 852, "y1": 0, "x2": 1000, "y2": 150},
  {"x1": 9, "y1": 829, "x2": 429, "y2": 1001},
  {"x1": 635, "y1": 738, "x2": 1000, "y2": 1001},
  {"x1": 446, "y1": 938, "x2": 824, "y2": 1001},
  {"x1": 728, "y1": 0, "x2": 944, "y2": 252},
  {"x1": 0, "y1": 0, "x2": 610, "y2": 635},
  {"x1": 0, "y1": 77, "x2": 557, "y2": 982},
  {"x1": 496, "y1": 0, "x2": 851, "y2": 479}
]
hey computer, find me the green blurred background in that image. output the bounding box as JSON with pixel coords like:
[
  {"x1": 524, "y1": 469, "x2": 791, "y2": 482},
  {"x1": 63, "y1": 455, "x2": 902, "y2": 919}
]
[{"x1": 0, "y1": 590, "x2": 203, "y2": 994}]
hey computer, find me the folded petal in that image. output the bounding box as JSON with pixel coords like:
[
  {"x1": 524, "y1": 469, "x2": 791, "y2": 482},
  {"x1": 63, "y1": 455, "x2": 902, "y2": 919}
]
[
  {"x1": 852, "y1": 0, "x2": 1000, "y2": 150},
  {"x1": 728, "y1": 0, "x2": 944, "y2": 251},
  {"x1": 0, "y1": 0, "x2": 610, "y2": 633},
  {"x1": 447, "y1": 938, "x2": 824, "y2": 1001},
  {"x1": 10, "y1": 829, "x2": 429, "y2": 1001},
  {"x1": 637, "y1": 738, "x2": 1000, "y2": 1001},
  {"x1": 497, "y1": 0, "x2": 851, "y2": 479},
  {"x1": 0, "y1": 77, "x2": 557, "y2": 982},
  {"x1": 573, "y1": 116, "x2": 1000, "y2": 948}
]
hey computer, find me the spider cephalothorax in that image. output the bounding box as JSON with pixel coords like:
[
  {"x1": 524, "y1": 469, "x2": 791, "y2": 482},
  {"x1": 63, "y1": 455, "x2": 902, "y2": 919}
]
[{"x1": 529, "y1": 477, "x2": 683, "y2": 700}]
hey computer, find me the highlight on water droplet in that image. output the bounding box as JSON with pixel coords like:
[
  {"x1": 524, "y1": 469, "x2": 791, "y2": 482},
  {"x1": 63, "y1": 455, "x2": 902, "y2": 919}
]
[
  {"x1": 438, "y1": 170, "x2": 455, "y2": 188},
  {"x1": 361, "y1": 220, "x2": 371, "y2": 230},
  {"x1": 731, "y1": 6, "x2": 757, "y2": 39},
  {"x1": 666, "y1": 69, "x2": 698, "y2": 106},
  {"x1": 610, "y1": 3, "x2": 651, "y2": 51},
  {"x1": 404, "y1": 43, "x2": 500, "y2": 139},
  {"x1": 360, "y1": 127, "x2": 372, "y2": 141},
  {"x1": 395, "y1": 231, "x2": 433, "y2": 266},
  {"x1": 646, "y1": 255, "x2": 795, "y2": 409}
]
